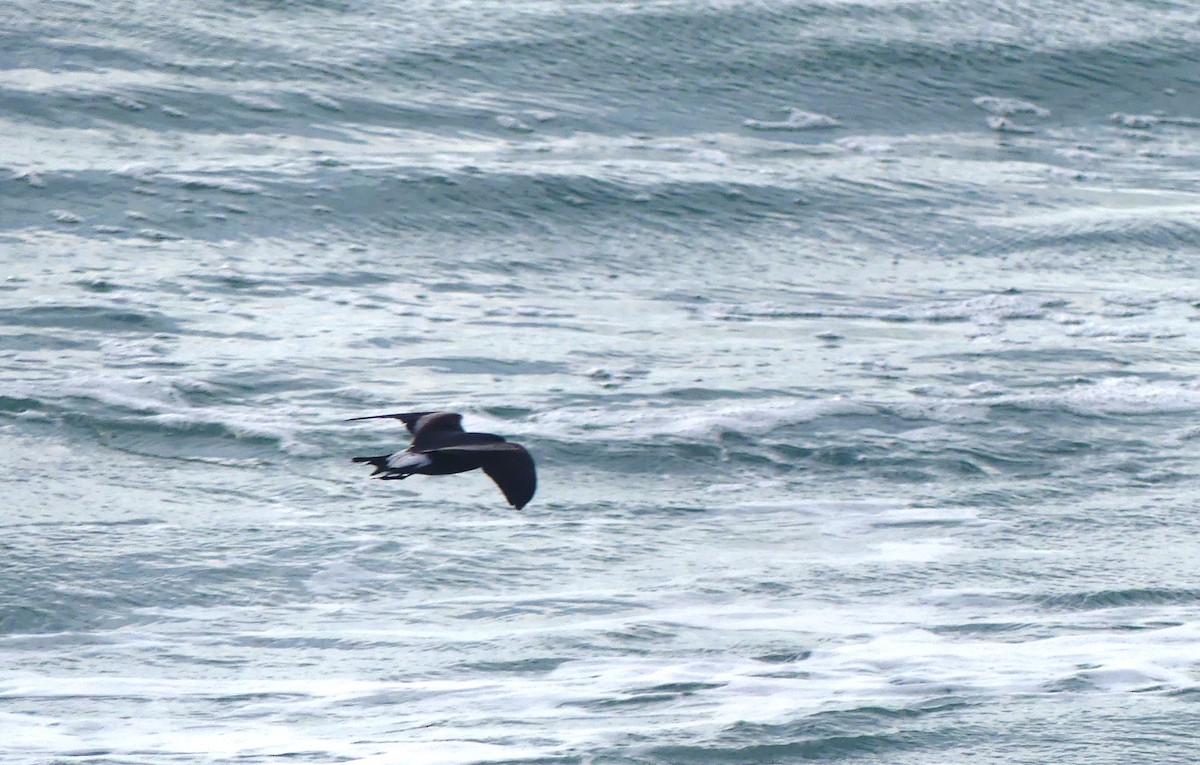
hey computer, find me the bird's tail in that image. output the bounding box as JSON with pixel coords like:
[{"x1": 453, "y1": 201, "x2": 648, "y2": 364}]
[{"x1": 352, "y1": 455, "x2": 391, "y2": 476}]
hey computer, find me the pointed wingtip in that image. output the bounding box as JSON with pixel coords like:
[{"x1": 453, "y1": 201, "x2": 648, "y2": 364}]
[
  {"x1": 479, "y1": 444, "x2": 536, "y2": 510},
  {"x1": 345, "y1": 411, "x2": 460, "y2": 431}
]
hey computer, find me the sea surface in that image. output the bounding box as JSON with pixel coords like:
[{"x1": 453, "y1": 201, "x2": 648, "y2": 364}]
[{"x1": 4, "y1": 1, "x2": 1200, "y2": 762}]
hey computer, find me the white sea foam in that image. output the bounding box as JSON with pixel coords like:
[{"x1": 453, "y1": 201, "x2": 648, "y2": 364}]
[
  {"x1": 744, "y1": 109, "x2": 840, "y2": 131},
  {"x1": 346, "y1": 742, "x2": 552, "y2": 765},
  {"x1": 987, "y1": 115, "x2": 1036, "y2": 134},
  {"x1": 230, "y1": 93, "x2": 284, "y2": 112},
  {"x1": 49, "y1": 208, "x2": 81, "y2": 223},
  {"x1": 30, "y1": 373, "x2": 322, "y2": 456},
  {"x1": 4, "y1": 542, "x2": 1196, "y2": 762},
  {"x1": 889, "y1": 400, "x2": 991, "y2": 424},
  {"x1": 711, "y1": 291, "x2": 1058, "y2": 325},
  {"x1": 6, "y1": 619, "x2": 1195, "y2": 764},
  {"x1": 166, "y1": 173, "x2": 265, "y2": 195},
  {"x1": 881, "y1": 376, "x2": 1200, "y2": 422},
  {"x1": 913, "y1": 292, "x2": 1057, "y2": 323},
  {"x1": 690, "y1": 148, "x2": 731, "y2": 165},
  {"x1": 836, "y1": 135, "x2": 896, "y2": 153},
  {"x1": 60, "y1": 373, "x2": 186, "y2": 412},
  {"x1": 530, "y1": 397, "x2": 872, "y2": 441},
  {"x1": 1065, "y1": 323, "x2": 1183, "y2": 341},
  {"x1": 308, "y1": 92, "x2": 343, "y2": 111},
  {"x1": 495, "y1": 114, "x2": 533, "y2": 132},
  {"x1": 1107, "y1": 112, "x2": 1200, "y2": 129},
  {"x1": 973, "y1": 96, "x2": 1050, "y2": 117},
  {"x1": 1019, "y1": 377, "x2": 1200, "y2": 417},
  {"x1": 813, "y1": 621, "x2": 1200, "y2": 696},
  {"x1": 6, "y1": 3, "x2": 1200, "y2": 763}
]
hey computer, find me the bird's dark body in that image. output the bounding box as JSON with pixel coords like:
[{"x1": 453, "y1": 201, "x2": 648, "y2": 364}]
[
  {"x1": 359, "y1": 447, "x2": 493, "y2": 477},
  {"x1": 350, "y1": 411, "x2": 536, "y2": 509}
]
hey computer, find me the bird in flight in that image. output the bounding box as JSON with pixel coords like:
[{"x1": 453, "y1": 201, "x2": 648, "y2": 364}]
[{"x1": 350, "y1": 411, "x2": 536, "y2": 509}]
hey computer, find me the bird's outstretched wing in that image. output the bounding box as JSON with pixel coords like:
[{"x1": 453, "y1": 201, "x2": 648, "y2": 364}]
[
  {"x1": 438, "y1": 442, "x2": 536, "y2": 509},
  {"x1": 347, "y1": 411, "x2": 463, "y2": 436}
]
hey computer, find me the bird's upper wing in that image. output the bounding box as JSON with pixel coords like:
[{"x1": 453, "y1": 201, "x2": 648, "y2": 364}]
[
  {"x1": 437, "y1": 442, "x2": 536, "y2": 509},
  {"x1": 347, "y1": 411, "x2": 463, "y2": 436}
]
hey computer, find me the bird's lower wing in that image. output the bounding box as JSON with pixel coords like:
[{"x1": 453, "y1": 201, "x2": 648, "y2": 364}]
[{"x1": 437, "y1": 442, "x2": 536, "y2": 509}]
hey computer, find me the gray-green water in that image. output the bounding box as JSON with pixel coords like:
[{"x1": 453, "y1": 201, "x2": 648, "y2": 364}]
[{"x1": 4, "y1": 1, "x2": 1200, "y2": 762}]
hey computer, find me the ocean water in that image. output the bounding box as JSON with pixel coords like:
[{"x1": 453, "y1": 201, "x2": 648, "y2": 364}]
[{"x1": 4, "y1": 0, "x2": 1200, "y2": 762}]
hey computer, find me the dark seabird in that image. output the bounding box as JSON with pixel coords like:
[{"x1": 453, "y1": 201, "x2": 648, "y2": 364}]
[{"x1": 350, "y1": 411, "x2": 536, "y2": 509}]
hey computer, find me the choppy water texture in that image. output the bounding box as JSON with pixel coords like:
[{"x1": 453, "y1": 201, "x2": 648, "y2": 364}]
[{"x1": 5, "y1": 1, "x2": 1200, "y2": 762}]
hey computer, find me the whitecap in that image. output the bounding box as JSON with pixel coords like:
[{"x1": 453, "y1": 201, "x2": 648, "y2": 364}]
[
  {"x1": 744, "y1": 109, "x2": 840, "y2": 131},
  {"x1": 1018, "y1": 377, "x2": 1200, "y2": 417},
  {"x1": 28, "y1": 373, "x2": 322, "y2": 457},
  {"x1": 496, "y1": 114, "x2": 533, "y2": 132},
  {"x1": 530, "y1": 397, "x2": 873, "y2": 441},
  {"x1": 690, "y1": 148, "x2": 730, "y2": 165},
  {"x1": 837, "y1": 136, "x2": 895, "y2": 153},
  {"x1": 973, "y1": 96, "x2": 1050, "y2": 117},
  {"x1": 1111, "y1": 112, "x2": 1200, "y2": 129},
  {"x1": 111, "y1": 95, "x2": 147, "y2": 111},
  {"x1": 168, "y1": 174, "x2": 264, "y2": 195},
  {"x1": 231, "y1": 93, "x2": 284, "y2": 112},
  {"x1": 711, "y1": 291, "x2": 1057, "y2": 326},
  {"x1": 1110, "y1": 112, "x2": 1157, "y2": 129},
  {"x1": 308, "y1": 92, "x2": 343, "y2": 111},
  {"x1": 346, "y1": 741, "x2": 552, "y2": 765},
  {"x1": 987, "y1": 116, "x2": 1036, "y2": 134}
]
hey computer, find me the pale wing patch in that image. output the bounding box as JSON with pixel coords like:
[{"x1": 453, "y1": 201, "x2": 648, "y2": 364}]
[{"x1": 386, "y1": 451, "x2": 432, "y2": 470}]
